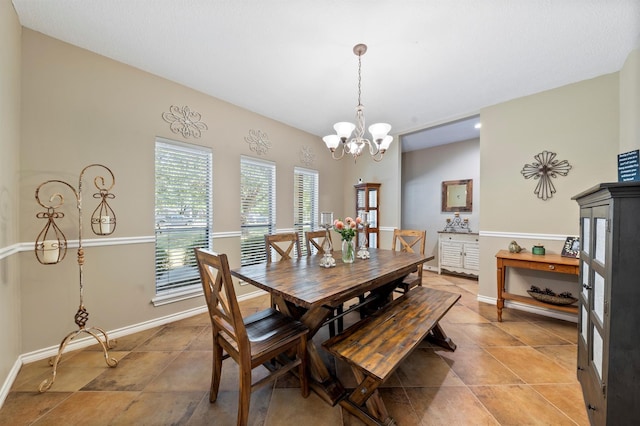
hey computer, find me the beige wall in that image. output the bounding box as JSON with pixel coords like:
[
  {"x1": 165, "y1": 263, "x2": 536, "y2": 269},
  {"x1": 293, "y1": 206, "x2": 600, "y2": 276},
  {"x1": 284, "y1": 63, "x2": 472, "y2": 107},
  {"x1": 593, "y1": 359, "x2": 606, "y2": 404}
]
[
  {"x1": 620, "y1": 48, "x2": 640, "y2": 153},
  {"x1": 0, "y1": 0, "x2": 22, "y2": 400},
  {"x1": 18, "y1": 29, "x2": 345, "y2": 352},
  {"x1": 401, "y1": 138, "x2": 480, "y2": 269},
  {"x1": 478, "y1": 73, "x2": 620, "y2": 312}
]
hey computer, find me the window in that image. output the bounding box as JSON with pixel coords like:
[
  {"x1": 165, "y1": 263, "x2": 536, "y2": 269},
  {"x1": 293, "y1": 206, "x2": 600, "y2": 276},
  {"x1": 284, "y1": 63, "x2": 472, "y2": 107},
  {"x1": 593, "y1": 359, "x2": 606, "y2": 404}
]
[
  {"x1": 294, "y1": 167, "x2": 319, "y2": 255},
  {"x1": 240, "y1": 156, "x2": 275, "y2": 266},
  {"x1": 155, "y1": 138, "x2": 212, "y2": 296}
]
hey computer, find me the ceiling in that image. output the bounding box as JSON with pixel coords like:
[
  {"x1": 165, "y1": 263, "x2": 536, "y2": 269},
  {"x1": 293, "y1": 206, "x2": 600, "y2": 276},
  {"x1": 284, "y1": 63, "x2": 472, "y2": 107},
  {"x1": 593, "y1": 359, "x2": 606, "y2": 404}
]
[{"x1": 12, "y1": 1, "x2": 640, "y2": 152}]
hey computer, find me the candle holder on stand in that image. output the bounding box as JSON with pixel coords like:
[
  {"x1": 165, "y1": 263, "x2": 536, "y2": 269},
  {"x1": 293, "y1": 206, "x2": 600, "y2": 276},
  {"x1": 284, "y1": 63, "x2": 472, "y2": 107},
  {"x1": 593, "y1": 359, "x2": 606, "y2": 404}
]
[
  {"x1": 319, "y1": 212, "x2": 336, "y2": 268},
  {"x1": 357, "y1": 211, "x2": 370, "y2": 259},
  {"x1": 34, "y1": 164, "x2": 118, "y2": 392}
]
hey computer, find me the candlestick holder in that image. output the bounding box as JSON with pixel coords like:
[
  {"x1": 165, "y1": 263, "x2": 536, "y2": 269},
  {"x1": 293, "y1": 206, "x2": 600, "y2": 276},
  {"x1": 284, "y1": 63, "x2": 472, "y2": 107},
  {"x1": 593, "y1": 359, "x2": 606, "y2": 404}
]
[
  {"x1": 357, "y1": 211, "x2": 370, "y2": 259},
  {"x1": 34, "y1": 164, "x2": 118, "y2": 392},
  {"x1": 319, "y1": 212, "x2": 336, "y2": 268}
]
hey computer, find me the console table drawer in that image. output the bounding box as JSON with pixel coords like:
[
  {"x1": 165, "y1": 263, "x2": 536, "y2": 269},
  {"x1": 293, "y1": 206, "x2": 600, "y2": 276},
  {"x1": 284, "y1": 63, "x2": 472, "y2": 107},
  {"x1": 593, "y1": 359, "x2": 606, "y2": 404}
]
[{"x1": 528, "y1": 262, "x2": 577, "y2": 274}]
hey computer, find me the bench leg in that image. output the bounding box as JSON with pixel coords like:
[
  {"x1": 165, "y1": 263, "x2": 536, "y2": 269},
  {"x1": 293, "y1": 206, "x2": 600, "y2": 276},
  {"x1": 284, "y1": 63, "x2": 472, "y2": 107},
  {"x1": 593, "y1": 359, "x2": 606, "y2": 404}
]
[
  {"x1": 426, "y1": 322, "x2": 457, "y2": 351},
  {"x1": 339, "y1": 367, "x2": 395, "y2": 426}
]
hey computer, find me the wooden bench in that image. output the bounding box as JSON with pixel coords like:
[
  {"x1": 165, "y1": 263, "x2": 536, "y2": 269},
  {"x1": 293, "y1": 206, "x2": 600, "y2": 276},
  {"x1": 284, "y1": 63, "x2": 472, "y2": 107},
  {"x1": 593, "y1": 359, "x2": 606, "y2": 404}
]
[{"x1": 322, "y1": 286, "x2": 460, "y2": 426}]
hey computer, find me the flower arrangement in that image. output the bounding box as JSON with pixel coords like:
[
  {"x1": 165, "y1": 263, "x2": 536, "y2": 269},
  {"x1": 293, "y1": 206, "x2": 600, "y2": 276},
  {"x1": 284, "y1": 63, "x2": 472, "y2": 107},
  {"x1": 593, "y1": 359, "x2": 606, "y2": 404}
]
[{"x1": 333, "y1": 216, "x2": 361, "y2": 241}]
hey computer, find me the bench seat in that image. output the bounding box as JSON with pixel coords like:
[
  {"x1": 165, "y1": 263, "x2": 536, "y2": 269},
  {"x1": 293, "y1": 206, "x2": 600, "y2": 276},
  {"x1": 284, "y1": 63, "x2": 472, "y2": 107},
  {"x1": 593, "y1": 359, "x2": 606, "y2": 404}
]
[{"x1": 322, "y1": 286, "x2": 460, "y2": 425}]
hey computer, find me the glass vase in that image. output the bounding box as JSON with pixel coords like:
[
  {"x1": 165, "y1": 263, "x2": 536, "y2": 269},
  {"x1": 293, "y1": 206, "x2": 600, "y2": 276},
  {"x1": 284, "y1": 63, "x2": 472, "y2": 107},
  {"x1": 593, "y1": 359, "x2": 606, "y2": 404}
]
[{"x1": 341, "y1": 239, "x2": 356, "y2": 263}]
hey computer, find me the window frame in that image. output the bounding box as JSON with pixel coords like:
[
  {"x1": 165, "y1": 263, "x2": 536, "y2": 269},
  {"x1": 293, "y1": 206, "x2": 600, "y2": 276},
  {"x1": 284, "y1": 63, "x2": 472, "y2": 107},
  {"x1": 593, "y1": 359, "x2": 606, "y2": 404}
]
[
  {"x1": 153, "y1": 138, "x2": 213, "y2": 304},
  {"x1": 293, "y1": 167, "x2": 319, "y2": 255},
  {"x1": 240, "y1": 156, "x2": 276, "y2": 266}
]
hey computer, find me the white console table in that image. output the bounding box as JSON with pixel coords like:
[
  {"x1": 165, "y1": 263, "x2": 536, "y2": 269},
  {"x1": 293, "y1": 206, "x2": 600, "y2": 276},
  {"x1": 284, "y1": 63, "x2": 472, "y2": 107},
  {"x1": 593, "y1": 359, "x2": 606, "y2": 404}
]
[{"x1": 438, "y1": 231, "x2": 479, "y2": 277}]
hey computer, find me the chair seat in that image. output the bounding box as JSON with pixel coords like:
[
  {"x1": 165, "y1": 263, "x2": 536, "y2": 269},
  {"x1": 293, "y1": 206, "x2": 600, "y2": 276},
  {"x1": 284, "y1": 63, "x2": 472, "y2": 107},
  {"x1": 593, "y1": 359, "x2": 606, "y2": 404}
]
[{"x1": 219, "y1": 308, "x2": 308, "y2": 362}]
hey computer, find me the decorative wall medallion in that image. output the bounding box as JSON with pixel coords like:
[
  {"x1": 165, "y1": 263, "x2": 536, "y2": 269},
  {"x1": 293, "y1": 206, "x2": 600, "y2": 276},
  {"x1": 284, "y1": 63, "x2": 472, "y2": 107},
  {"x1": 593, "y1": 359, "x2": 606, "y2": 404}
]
[
  {"x1": 162, "y1": 105, "x2": 208, "y2": 139},
  {"x1": 521, "y1": 150, "x2": 572, "y2": 200},
  {"x1": 300, "y1": 146, "x2": 315, "y2": 166},
  {"x1": 244, "y1": 129, "x2": 271, "y2": 155}
]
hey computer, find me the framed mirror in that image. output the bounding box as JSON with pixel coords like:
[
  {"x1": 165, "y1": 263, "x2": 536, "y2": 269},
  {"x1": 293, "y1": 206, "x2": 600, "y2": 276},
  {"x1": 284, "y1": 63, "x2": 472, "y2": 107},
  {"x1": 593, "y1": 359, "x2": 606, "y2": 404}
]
[{"x1": 442, "y1": 179, "x2": 473, "y2": 212}]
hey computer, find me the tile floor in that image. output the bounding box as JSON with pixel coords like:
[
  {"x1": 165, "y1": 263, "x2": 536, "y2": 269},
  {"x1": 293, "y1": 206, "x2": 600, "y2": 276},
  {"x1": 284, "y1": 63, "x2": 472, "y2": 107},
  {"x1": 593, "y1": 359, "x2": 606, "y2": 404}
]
[{"x1": 0, "y1": 272, "x2": 589, "y2": 425}]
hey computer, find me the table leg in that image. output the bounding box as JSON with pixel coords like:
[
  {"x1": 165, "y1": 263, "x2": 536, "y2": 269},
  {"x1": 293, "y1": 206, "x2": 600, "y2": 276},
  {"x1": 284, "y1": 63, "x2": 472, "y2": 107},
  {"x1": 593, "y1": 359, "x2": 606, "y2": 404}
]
[
  {"x1": 283, "y1": 300, "x2": 346, "y2": 405},
  {"x1": 496, "y1": 260, "x2": 505, "y2": 322}
]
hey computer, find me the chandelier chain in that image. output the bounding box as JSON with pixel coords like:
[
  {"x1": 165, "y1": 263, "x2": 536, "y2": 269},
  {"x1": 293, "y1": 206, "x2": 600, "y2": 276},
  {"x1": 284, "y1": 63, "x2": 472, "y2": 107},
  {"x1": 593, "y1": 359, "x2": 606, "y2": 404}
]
[{"x1": 357, "y1": 53, "x2": 362, "y2": 107}]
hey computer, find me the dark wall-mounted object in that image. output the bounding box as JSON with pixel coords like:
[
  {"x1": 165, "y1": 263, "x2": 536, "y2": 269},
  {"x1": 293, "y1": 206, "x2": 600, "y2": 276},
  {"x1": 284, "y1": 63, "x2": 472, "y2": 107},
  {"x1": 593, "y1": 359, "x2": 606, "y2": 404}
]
[{"x1": 442, "y1": 179, "x2": 472, "y2": 212}]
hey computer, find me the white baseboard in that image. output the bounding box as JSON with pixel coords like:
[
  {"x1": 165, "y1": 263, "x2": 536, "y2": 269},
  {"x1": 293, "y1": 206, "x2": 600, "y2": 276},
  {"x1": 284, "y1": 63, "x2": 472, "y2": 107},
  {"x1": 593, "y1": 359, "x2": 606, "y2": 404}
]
[
  {"x1": 477, "y1": 295, "x2": 578, "y2": 323},
  {"x1": 0, "y1": 358, "x2": 23, "y2": 409},
  {"x1": 1, "y1": 288, "x2": 268, "y2": 409}
]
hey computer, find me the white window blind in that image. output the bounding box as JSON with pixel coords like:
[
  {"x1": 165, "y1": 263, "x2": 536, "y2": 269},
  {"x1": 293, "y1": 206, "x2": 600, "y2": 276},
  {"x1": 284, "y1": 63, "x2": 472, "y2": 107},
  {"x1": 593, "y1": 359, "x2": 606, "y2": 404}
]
[
  {"x1": 294, "y1": 167, "x2": 319, "y2": 255},
  {"x1": 241, "y1": 156, "x2": 276, "y2": 266},
  {"x1": 155, "y1": 138, "x2": 212, "y2": 294}
]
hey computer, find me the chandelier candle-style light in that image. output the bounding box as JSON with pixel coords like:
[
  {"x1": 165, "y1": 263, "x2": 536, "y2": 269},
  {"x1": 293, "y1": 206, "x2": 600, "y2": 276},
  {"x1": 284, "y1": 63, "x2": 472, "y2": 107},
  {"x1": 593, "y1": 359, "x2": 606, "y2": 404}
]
[{"x1": 323, "y1": 44, "x2": 392, "y2": 162}]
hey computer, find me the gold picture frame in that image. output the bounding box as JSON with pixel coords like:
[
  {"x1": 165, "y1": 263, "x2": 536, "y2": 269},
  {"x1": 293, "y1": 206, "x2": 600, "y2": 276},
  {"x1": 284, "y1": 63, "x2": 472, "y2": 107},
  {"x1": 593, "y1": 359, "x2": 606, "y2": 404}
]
[{"x1": 442, "y1": 179, "x2": 473, "y2": 212}]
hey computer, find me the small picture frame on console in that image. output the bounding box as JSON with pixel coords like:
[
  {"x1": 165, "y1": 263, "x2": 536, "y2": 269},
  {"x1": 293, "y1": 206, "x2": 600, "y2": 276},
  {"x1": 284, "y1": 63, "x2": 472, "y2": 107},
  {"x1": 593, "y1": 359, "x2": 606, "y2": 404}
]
[{"x1": 561, "y1": 236, "x2": 580, "y2": 258}]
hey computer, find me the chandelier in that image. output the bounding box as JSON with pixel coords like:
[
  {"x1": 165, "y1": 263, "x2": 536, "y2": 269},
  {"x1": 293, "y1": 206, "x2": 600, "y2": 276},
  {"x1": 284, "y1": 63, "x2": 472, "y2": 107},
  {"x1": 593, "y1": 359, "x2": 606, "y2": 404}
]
[{"x1": 322, "y1": 44, "x2": 392, "y2": 162}]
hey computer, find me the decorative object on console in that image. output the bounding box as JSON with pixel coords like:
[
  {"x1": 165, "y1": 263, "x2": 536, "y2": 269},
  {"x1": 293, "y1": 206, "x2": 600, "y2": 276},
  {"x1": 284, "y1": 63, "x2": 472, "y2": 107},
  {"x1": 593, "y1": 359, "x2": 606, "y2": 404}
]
[
  {"x1": 521, "y1": 150, "x2": 572, "y2": 200},
  {"x1": 531, "y1": 244, "x2": 546, "y2": 255},
  {"x1": 443, "y1": 212, "x2": 471, "y2": 233},
  {"x1": 561, "y1": 236, "x2": 580, "y2": 258},
  {"x1": 322, "y1": 44, "x2": 392, "y2": 162},
  {"x1": 161, "y1": 105, "x2": 208, "y2": 139},
  {"x1": 34, "y1": 164, "x2": 119, "y2": 392},
  {"x1": 508, "y1": 240, "x2": 522, "y2": 253},
  {"x1": 244, "y1": 129, "x2": 272, "y2": 155},
  {"x1": 442, "y1": 179, "x2": 472, "y2": 212},
  {"x1": 527, "y1": 285, "x2": 578, "y2": 306}
]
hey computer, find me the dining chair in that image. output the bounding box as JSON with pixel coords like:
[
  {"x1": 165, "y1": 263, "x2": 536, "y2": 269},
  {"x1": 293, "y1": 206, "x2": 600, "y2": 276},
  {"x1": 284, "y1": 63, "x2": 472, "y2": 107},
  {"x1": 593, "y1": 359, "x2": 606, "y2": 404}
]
[
  {"x1": 304, "y1": 230, "x2": 343, "y2": 336},
  {"x1": 265, "y1": 232, "x2": 301, "y2": 263},
  {"x1": 391, "y1": 229, "x2": 427, "y2": 293},
  {"x1": 305, "y1": 229, "x2": 332, "y2": 256},
  {"x1": 194, "y1": 248, "x2": 309, "y2": 426}
]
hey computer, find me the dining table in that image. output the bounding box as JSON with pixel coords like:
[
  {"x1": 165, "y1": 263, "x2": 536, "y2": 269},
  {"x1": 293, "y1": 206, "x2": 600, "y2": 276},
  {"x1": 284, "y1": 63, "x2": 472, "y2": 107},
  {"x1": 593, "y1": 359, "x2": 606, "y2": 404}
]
[{"x1": 231, "y1": 247, "x2": 453, "y2": 405}]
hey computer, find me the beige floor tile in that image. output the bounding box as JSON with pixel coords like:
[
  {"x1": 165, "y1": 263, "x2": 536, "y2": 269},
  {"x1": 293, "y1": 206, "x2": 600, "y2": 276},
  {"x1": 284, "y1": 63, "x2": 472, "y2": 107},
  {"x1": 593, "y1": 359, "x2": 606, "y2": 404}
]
[
  {"x1": 144, "y1": 350, "x2": 212, "y2": 392},
  {"x1": 85, "y1": 327, "x2": 161, "y2": 352},
  {"x1": 533, "y1": 319, "x2": 579, "y2": 344},
  {"x1": 440, "y1": 304, "x2": 491, "y2": 324},
  {"x1": 494, "y1": 321, "x2": 573, "y2": 346},
  {"x1": 31, "y1": 391, "x2": 139, "y2": 426},
  {"x1": 455, "y1": 323, "x2": 526, "y2": 347},
  {"x1": 134, "y1": 325, "x2": 206, "y2": 352},
  {"x1": 0, "y1": 391, "x2": 71, "y2": 425},
  {"x1": 266, "y1": 388, "x2": 342, "y2": 426},
  {"x1": 11, "y1": 351, "x2": 128, "y2": 392},
  {"x1": 187, "y1": 386, "x2": 273, "y2": 425},
  {"x1": 185, "y1": 326, "x2": 214, "y2": 351},
  {"x1": 82, "y1": 351, "x2": 181, "y2": 391},
  {"x1": 406, "y1": 386, "x2": 499, "y2": 425},
  {"x1": 533, "y1": 383, "x2": 589, "y2": 426},
  {"x1": 471, "y1": 384, "x2": 576, "y2": 425},
  {"x1": 377, "y1": 387, "x2": 421, "y2": 425},
  {"x1": 396, "y1": 348, "x2": 464, "y2": 387},
  {"x1": 485, "y1": 346, "x2": 577, "y2": 384},
  {"x1": 435, "y1": 346, "x2": 524, "y2": 386},
  {"x1": 111, "y1": 391, "x2": 204, "y2": 425},
  {"x1": 534, "y1": 345, "x2": 578, "y2": 372}
]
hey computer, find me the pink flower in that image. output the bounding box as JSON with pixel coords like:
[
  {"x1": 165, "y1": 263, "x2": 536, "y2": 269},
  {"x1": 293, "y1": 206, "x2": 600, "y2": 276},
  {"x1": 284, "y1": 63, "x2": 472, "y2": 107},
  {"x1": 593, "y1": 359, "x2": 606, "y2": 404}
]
[
  {"x1": 355, "y1": 217, "x2": 362, "y2": 224},
  {"x1": 350, "y1": 221, "x2": 357, "y2": 229},
  {"x1": 345, "y1": 216, "x2": 353, "y2": 224},
  {"x1": 335, "y1": 221, "x2": 345, "y2": 230}
]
